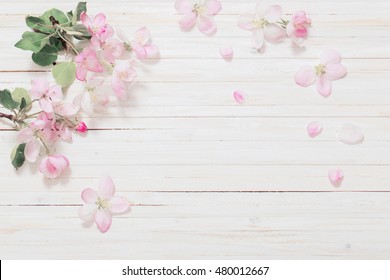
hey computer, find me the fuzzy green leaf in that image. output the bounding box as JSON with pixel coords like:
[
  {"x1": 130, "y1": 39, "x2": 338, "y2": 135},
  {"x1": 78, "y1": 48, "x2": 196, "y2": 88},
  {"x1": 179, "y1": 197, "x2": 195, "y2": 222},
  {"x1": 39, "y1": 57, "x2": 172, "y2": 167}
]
[
  {"x1": 19, "y1": 98, "x2": 27, "y2": 111},
  {"x1": 32, "y1": 45, "x2": 58, "y2": 66},
  {"x1": 14, "y1": 31, "x2": 49, "y2": 52},
  {"x1": 75, "y1": 2, "x2": 87, "y2": 21},
  {"x1": 0, "y1": 89, "x2": 19, "y2": 110},
  {"x1": 25, "y1": 16, "x2": 54, "y2": 34},
  {"x1": 12, "y1": 87, "x2": 31, "y2": 105},
  {"x1": 52, "y1": 62, "x2": 76, "y2": 87},
  {"x1": 40, "y1": 8, "x2": 69, "y2": 26},
  {"x1": 49, "y1": 37, "x2": 64, "y2": 51},
  {"x1": 11, "y1": 144, "x2": 26, "y2": 170}
]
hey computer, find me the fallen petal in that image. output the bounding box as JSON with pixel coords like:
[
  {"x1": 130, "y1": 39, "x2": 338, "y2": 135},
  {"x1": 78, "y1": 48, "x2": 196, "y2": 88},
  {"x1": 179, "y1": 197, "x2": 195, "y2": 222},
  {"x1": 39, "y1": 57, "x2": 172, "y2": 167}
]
[
  {"x1": 338, "y1": 123, "x2": 364, "y2": 145},
  {"x1": 219, "y1": 45, "x2": 233, "y2": 60},
  {"x1": 295, "y1": 66, "x2": 315, "y2": 87},
  {"x1": 95, "y1": 210, "x2": 112, "y2": 233},
  {"x1": 307, "y1": 121, "x2": 323, "y2": 137},
  {"x1": 328, "y1": 168, "x2": 344, "y2": 187},
  {"x1": 233, "y1": 90, "x2": 246, "y2": 104}
]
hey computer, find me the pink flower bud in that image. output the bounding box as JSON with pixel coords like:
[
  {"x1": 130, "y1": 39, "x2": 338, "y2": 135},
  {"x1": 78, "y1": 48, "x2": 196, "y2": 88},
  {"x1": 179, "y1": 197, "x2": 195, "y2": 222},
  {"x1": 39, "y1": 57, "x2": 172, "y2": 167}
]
[
  {"x1": 76, "y1": 122, "x2": 88, "y2": 133},
  {"x1": 39, "y1": 155, "x2": 70, "y2": 179}
]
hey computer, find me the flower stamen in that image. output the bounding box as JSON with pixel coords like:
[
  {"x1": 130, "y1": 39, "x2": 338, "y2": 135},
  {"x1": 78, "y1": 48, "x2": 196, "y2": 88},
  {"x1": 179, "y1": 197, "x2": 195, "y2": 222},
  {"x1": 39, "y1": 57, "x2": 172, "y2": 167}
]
[{"x1": 315, "y1": 64, "x2": 326, "y2": 76}]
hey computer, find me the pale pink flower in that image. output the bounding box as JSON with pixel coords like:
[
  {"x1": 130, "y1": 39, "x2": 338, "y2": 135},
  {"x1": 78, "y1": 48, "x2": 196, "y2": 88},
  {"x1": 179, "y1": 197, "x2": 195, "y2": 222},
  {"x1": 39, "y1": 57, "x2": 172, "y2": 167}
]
[
  {"x1": 76, "y1": 122, "x2": 88, "y2": 134},
  {"x1": 307, "y1": 121, "x2": 323, "y2": 137},
  {"x1": 338, "y1": 123, "x2": 364, "y2": 145},
  {"x1": 74, "y1": 76, "x2": 109, "y2": 115},
  {"x1": 78, "y1": 176, "x2": 130, "y2": 233},
  {"x1": 111, "y1": 61, "x2": 137, "y2": 99},
  {"x1": 80, "y1": 12, "x2": 114, "y2": 42},
  {"x1": 219, "y1": 45, "x2": 233, "y2": 60},
  {"x1": 328, "y1": 168, "x2": 344, "y2": 187},
  {"x1": 132, "y1": 27, "x2": 159, "y2": 59},
  {"x1": 295, "y1": 49, "x2": 347, "y2": 97},
  {"x1": 75, "y1": 47, "x2": 104, "y2": 81},
  {"x1": 233, "y1": 90, "x2": 246, "y2": 104},
  {"x1": 101, "y1": 38, "x2": 125, "y2": 63},
  {"x1": 286, "y1": 11, "x2": 311, "y2": 46},
  {"x1": 175, "y1": 0, "x2": 222, "y2": 35},
  {"x1": 16, "y1": 120, "x2": 45, "y2": 163},
  {"x1": 238, "y1": 1, "x2": 285, "y2": 50},
  {"x1": 38, "y1": 154, "x2": 69, "y2": 179},
  {"x1": 53, "y1": 101, "x2": 80, "y2": 117},
  {"x1": 30, "y1": 79, "x2": 63, "y2": 113}
]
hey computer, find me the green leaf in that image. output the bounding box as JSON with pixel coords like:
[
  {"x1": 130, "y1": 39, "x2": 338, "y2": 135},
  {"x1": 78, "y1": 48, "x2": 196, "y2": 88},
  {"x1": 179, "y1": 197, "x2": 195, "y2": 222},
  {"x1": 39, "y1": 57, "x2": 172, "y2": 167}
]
[
  {"x1": 11, "y1": 87, "x2": 31, "y2": 105},
  {"x1": 40, "y1": 8, "x2": 69, "y2": 26},
  {"x1": 11, "y1": 144, "x2": 26, "y2": 170},
  {"x1": 14, "y1": 31, "x2": 49, "y2": 52},
  {"x1": 75, "y1": 2, "x2": 87, "y2": 22},
  {"x1": 25, "y1": 16, "x2": 54, "y2": 34},
  {"x1": 0, "y1": 89, "x2": 19, "y2": 110},
  {"x1": 52, "y1": 62, "x2": 76, "y2": 87},
  {"x1": 49, "y1": 37, "x2": 64, "y2": 51},
  {"x1": 32, "y1": 45, "x2": 58, "y2": 66},
  {"x1": 19, "y1": 98, "x2": 27, "y2": 111}
]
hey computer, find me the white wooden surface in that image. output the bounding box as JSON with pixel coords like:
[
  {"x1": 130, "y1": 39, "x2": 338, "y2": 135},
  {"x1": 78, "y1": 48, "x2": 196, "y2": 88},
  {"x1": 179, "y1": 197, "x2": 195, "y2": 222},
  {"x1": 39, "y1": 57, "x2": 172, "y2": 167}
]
[{"x1": 1, "y1": 0, "x2": 390, "y2": 259}]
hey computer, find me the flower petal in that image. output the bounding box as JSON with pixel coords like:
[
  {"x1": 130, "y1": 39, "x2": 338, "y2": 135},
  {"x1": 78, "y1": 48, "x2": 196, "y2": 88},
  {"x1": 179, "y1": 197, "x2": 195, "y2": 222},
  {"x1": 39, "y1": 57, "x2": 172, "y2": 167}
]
[
  {"x1": 237, "y1": 14, "x2": 254, "y2": 31},
  {"x1": 295, "y1": 66, "x2": 315, "y2": 87},
  {"x1": 307, "y1": 121, "x2": 323, "y2": 138},
  {"x1": 178, "y1": 12, "x2": 197, "y2": 30},
  {"x1": 197, "y1": 15, "x2": 217, "y2": 35},
  {"x1": 25, "y1": 138, "x2": 41, "y2": 163},
  {"x1": 144, "y1": 45, "x2": 159, "y2": 58},
  {"x1": 110, "y1": 196, "x2": 130, "y2": 214},
  {"x1": 320, "y1": 49, "x2": 341, "y2": 65},
  {"x1": 17, "y1": 127, "x2": 33, "y2": 143},
  {"x1": 315, "y1": 76, "x2": 332, "y2": 97},
  {"x1": 264, "y1": 5, "x2": 282, "y2": 23},
  {"x1": 263, "y1": 23, "x2": 285, "y2": 43},
  {"x1": 80, "y1": 12, "x2": 92, "y2": 28},
  {"x1": 39, "y1": 98, "x2": 53, "y2": 113},
  {"x1": 95, "y1": 210, "x2": 112, "y2": 233},
  {"x1": 233, "y1": 90, "x2": 246, "y2": 104},
  {"x1": 219, "y1": 45, "x2": 233, "y2": 60},
  {"x1": 98, "y1": 175, "x2": 115, "y2": 200},
  {"x1": 81, "y1": 188, "x2": 98, "y2": 203},
  {"x1": 175, "y1": 0, "x2": 192, "y2": 14},
  {"x1": 252, "y1": 29, "x2": 264, "y2": 49},
  {"x1": 78, "y1": 203, "x2": 97, "y2": 222},
  {"x1": 30, "y1": 79, "x2": 49, "y2": 99},
  {"x1": 328, "y1": 168, "x2": 344, "y2": 187},
  {"x1": 338, "y1": 123, "x2": 364, "y2": 145},
  {"x1": 134, "y1": 26, "x2": 150, "y2": 45},
  {"x1": 204, "y1": 0, "x2": 222, "y2": 15},
  {"x1": 325, "y1": 63, "x2": 347, "y2": 81},
  {"x1": 93, "y1": 13, "x2": 106, "y2": 27}
]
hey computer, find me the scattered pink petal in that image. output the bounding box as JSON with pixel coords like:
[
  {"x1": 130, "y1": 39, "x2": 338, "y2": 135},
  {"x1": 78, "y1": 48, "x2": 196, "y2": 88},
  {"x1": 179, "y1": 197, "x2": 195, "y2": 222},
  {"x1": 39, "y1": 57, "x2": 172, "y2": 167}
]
[
  {"x1": 78, "y1": 176, "x2": 130, "y2": 233},
  {"x1": 307, "y1": 121, "x2": 323, "y2": 137},
  {"x1": 219, "y1": 45, "x2": 233, "y2": 60},
  {"x1": 233, "y1": 90, "x2": 246, "y2": 104},
  {"x1": 328, "y1": 168, "x2": 344, "y2": 187},
  {"x1": 338, "y1": 123, "x2": 364, "y2": 145},
  {"x1": 38, "y1": 154, "x2": 69, "y2": 179}
]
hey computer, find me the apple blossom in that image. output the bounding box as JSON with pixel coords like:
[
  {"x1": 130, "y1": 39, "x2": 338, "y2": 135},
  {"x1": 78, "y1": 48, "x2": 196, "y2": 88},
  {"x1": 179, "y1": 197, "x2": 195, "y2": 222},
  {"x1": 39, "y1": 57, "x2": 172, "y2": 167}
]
[
  {"x1": 76, "y1": 122, "x2": 88, "y2": 134},
  {"x1": 30, "y1": 79, "x2": 63, "y2": 113},
  {"x1": 175, "y1": 0, "x2": 222, "y2": 35},
  {"x1": 111, "y1": 61, "x2": 137, "y2": 99},
  {"x1": 78, "y1": 176, "x2": 130, "y2": 233},
  {"x1": 286, "y1": 11, "x2": 311, "y2": 46},
  {"x1": 39, "y1": 154, "x2": 70, "y2": 179},
  {"x1": 295, "y1": 49, "x2": 347, "y2": 97}
]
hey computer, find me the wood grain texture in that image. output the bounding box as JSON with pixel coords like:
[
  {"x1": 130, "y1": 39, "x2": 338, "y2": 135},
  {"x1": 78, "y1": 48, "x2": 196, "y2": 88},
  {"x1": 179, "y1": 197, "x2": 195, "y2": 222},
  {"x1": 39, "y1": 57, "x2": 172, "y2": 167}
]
[{"x1": 0, "y1": 0, "x2": 389, "y2": 259}]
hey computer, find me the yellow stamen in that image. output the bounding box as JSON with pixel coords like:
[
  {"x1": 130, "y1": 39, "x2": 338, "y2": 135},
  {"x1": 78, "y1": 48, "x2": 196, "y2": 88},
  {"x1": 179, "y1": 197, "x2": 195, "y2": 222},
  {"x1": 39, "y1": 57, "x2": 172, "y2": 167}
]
[
  {"x1": 96, "y1": 197, "x2": 110, "y2": 210},
  {"x1": 315, "y1": 64, "x2": 327, "y2": 76},
  {"x1": 252, "y1": 18, "x2": 269, "y2": 29}
]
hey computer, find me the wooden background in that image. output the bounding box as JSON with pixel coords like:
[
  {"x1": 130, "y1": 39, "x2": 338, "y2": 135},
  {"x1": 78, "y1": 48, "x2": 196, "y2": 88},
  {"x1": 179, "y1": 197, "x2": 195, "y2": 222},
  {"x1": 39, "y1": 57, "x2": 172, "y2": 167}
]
[{"x1": 1, "y1": 0, "x2": 390, "y2": 259}]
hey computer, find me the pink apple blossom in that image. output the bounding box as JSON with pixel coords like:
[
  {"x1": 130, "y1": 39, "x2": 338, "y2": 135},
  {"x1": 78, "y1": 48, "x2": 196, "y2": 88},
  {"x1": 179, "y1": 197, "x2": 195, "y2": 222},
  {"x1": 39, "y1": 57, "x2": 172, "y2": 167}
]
[
  {"x1": 286, "y1": 11, "x2": 311, "y2": 46},
  {"x1": 328, "y1": 168, "x2": 344, "y2": 187},
  {"x1": 131, "y1": 27, "x2": 159, "y2": 59},
  {"x1": 76, "y1": 122, "x2": 88, "y2": 134},
  {"x1": 38, "y1": 154, "x2": 69, "y2": 179},
  {"x1": 30, "y1": 79, "x2": 63, "y2": 113},
  {"x1": 80, "y1": 12, "x2": 114, "y2": 42},
  {"x1": 75, "y1": 47, "x2": 104, "y2": 81},
  {"x1": 238, "y1": 1, "x2": 285, "y2": 50},
  {"x1": 73, "y1": 76, "x2": 109, "y2": 115},
  {"x1": 295, "y1": 49, "x2": 347, "y2": 97},
  {"x1": 175, "y1": 0, "x2": 222, "y2": 35},
  {"x1": 101, "y1": 38, "x2": 125, "y2": 63},
  {"x1": 16, "y1": 120, "x2": 45, "y2": 163},
  {"x1": 307, "y1": 121, "x2": 323, "y2": 137},
  {"x1": 78, "y1": 176, "x2": 130, "y2": 233},
  {"x1": 111, "y1": 61, "x2": 137, "y2": 99}
]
